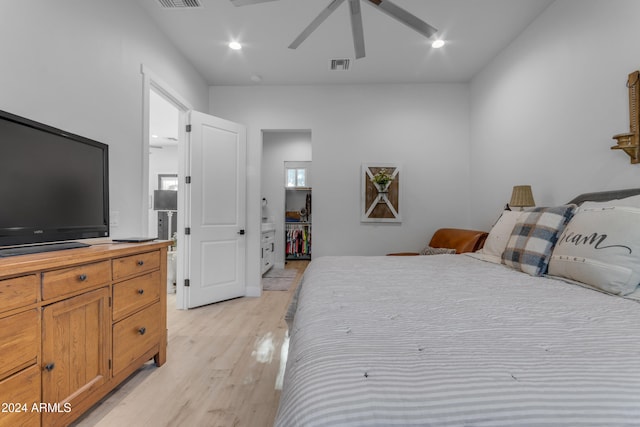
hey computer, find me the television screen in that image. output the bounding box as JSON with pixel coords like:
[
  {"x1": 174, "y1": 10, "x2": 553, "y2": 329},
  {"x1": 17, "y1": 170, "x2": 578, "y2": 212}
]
[{"x1": 0, "y1": 110, "x2": 109, "y2": 248}]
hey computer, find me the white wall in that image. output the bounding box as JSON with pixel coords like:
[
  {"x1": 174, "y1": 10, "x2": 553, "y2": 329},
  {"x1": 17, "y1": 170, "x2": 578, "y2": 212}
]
[
  {"x1": 210, "y1": 84, "x2": 471, "y2": 294},
  {"x1": 470, "y1": 0, "x2": 640, "y2": 229},
  {"x1": 0, "y1": 1, "x2": 209, "y2": 237},
  {"x1": 262, "y1": 131, "x2": 312, "y2": 268}
]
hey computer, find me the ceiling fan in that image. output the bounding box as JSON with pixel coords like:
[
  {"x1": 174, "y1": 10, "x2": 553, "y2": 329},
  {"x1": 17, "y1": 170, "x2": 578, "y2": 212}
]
[{"x1": 230, "y1": 0, "x2": 438, "y2": 59}]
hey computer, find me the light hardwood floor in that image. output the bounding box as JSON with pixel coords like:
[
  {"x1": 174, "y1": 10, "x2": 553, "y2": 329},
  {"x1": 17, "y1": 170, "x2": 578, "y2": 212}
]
[{"x1": 72, "y1": 261, "x2": 308, "y2": 427}]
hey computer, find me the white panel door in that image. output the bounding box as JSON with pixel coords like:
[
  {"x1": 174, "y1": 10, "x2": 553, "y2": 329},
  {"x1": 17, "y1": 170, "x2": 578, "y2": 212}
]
[{"x1": 184, "y1": 111, "x2": 246, "y2": 308}]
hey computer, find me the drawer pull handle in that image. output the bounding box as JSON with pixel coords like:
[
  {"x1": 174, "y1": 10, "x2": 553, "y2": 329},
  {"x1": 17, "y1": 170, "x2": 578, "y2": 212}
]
[
  {"x1": 138, "y1": 327, "x2": 147, "y2": 335},
  {"x1": 44, "y1": 363, "x2": 55, "y2": 372},
  {"x1": 137, "y1": 260, "x2": 144, "y2": 266},
  {"x1": 138, "y1": 289, "x2": 144, "y2": 295},
  {"x1": 78, "y1": 274, "x2": 88, "y2": 282}
]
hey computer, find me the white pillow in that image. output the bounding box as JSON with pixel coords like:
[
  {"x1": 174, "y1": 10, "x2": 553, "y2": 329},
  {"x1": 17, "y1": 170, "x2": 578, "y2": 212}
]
[
  {"x1": 548, "y1": 206, "x2": 640, "y2": 295},
  {"x1": 579, "y1": 194, "x2": 640, "y2": 210},
  {"x1": 477, "y1": 210, "x2": 524, "y2": 261}
]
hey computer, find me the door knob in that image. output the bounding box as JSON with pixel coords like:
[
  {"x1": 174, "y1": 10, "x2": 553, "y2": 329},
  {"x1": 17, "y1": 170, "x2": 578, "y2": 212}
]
[{"x1": 238, "y1": 229, "x2": 245, "y2": 235}]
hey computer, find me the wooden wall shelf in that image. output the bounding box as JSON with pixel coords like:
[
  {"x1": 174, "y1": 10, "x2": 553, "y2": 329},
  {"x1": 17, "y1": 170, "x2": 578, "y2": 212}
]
[
  {"x1": 611, "y1": 132, "x2": 640, "y2": 164},
  {"x1": 612, "y1": 70, "x2": 640, "y2": 164}
]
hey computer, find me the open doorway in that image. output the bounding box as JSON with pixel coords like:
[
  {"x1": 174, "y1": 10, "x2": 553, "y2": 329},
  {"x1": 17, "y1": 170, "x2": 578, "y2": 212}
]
[
  {"x1": 148, "y1": 90, "x2": 179, "y2": 240},
  {"x1": 141, "y1": 66, "x2": 191, "y2": 308},
  {"x1": 148, "y1": 89, "x2": 179, "y2": 293},
  {"x1": 261, "y1": 130, "x2": 312, "y2": 272}
]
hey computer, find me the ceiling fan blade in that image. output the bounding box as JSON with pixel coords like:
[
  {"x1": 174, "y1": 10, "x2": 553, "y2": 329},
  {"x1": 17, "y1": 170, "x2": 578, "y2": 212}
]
[
  {"x1": 348, "y1": 0, "x2": 366, "y2": 59},
  {"x1": 289, "y1": 0, "x2": 346, "y2": 50},
  {"x1": 230, "y1": 0, "x2": 278, "y2": 6},
  {"x1": 365, "y1": 0, "x2": 437, "y2": 38}
]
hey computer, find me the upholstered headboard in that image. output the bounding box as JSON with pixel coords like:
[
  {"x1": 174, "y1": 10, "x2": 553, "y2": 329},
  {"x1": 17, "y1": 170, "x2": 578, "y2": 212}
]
[{"x1": 567, "y1": 188, "x2": 640, "y2": 205}]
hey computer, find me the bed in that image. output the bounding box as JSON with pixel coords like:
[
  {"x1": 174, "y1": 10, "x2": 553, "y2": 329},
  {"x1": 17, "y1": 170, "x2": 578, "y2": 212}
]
[{"x1": 275, "y1": 189, "x2": 640, "y2": 427}]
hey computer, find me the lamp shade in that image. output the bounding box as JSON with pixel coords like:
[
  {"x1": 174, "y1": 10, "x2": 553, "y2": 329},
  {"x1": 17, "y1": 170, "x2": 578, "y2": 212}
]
[
  {"x1": 154, "y1": 190, "x2": 177, "y2": 211},
  {"x1": 509, "y1": 185, "x2": 535, "y2": 208}
]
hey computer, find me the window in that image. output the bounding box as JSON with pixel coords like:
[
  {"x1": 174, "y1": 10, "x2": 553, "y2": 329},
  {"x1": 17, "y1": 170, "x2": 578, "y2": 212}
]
[
  {"x1": 286, "y1": 168, "x2": 307, "y2": 188},
  {"x1": 158, "y1": 174, "x2": 178, "y2": 191}
]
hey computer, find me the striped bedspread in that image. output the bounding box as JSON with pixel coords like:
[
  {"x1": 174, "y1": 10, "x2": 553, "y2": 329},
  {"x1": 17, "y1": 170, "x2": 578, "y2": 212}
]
[{"x1": 275, "y1": 255, "x2": 640, "y2": 426}]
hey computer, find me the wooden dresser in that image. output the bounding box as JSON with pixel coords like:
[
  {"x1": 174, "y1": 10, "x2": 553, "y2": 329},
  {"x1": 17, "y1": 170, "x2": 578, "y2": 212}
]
[{"x1": 0, "y1": 240, "x2": 169, "y2": 427}]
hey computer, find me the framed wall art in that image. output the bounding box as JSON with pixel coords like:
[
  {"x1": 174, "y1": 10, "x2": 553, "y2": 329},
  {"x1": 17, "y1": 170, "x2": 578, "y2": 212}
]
[{"x1": 361, "y1": 163, "x2": 401, "y2": 223}]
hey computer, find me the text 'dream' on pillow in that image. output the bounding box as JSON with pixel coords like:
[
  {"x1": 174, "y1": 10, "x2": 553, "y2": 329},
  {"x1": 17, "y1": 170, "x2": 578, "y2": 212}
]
[{"x1": 548, "y1": 206, "x2": 640, "y2": 295}]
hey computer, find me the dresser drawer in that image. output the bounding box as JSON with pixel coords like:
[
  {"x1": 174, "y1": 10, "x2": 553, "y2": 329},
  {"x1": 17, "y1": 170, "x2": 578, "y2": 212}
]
[
  {"x1": 112, "y1": 271, "x2": 161, "y2": 322},
  {"x1": 263, "y1": 243, "x2": 273, "y2": 256},
  {"x1": 261, "y1": 230, "x2": 275, "y2": 244},
  {"x1": 0, "y1": 364, "x2": 40, "y2": 427},
  {"x1": 0, "y1": 274, "x2": 38, "y2": 312},
  {"x1": 262, "y1": 256, "x2": 273, "y2": 271},
  {"x1": 42, "y1": 261, "x2": 111, "y2": 300},
  {"x1": 113, "y1": 250, "x2": 160, "y2": 281},
  {"x1": 112, "y1": 302, "x2": 161, "y2": 376},
  {"x1": 0, "y1": 309, "x2": 39, "y2": 380}
]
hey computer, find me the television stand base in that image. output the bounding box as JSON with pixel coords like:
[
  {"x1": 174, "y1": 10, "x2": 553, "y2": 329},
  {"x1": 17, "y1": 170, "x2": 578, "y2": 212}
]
[{"x1": 0, "y1": 241, "x2": 90, "y2": 257}]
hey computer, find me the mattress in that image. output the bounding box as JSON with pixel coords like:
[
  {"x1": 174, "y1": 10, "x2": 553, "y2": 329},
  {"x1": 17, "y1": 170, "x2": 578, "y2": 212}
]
[{"x1": 275, "y1": 255, "x2": 640, "y2": 426}]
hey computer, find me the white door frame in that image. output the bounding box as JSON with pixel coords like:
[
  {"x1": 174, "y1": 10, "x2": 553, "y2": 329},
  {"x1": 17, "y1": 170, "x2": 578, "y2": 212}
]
[{"x1": 141, "y1": 65, "x2": 192, "y2": 309}]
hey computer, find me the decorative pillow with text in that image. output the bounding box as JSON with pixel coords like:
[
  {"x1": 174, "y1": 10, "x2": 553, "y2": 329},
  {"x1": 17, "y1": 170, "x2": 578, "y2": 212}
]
[{"x1": 548, "y1": 206, "x2": 640, "y2": 295}]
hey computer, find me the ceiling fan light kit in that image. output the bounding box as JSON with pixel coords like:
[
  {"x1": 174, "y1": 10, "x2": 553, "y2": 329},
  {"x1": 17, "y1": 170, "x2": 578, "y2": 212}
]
[{"x1": 232, "y1": 0, "x2": 439, "y2": 59}]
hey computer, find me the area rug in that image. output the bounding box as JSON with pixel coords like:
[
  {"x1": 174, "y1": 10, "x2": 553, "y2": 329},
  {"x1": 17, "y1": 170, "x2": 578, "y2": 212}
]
[
  {"x1": 262, "y1": 269, "x2": 297, "y2": 291},
  {"x1": 263, "y1": 268, "x2": 297, "y2": 279},
  {"x1": 262, "y1": 277, "x2": 294, "y2": 291}
]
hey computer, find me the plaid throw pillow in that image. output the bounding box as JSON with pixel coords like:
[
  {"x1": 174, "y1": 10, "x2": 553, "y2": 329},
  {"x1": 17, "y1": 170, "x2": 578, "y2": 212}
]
[{"x1": 502, "y1": 205, "x2": 576, "y2": 276}]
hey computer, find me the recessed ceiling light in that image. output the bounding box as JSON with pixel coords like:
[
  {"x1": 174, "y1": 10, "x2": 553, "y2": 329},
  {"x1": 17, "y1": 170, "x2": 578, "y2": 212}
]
[
  {"x1": 431, "y1": 39, "x2": 445, "y2": 49},
  {"x1": 229, "y1": 41, "x2": 242, "y2": 50}
]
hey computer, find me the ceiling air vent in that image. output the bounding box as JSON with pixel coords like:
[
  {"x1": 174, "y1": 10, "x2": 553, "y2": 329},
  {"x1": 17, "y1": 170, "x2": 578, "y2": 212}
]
[
  {"x1": 157, "y1": 0, "x2": 202, "y2": 8},
  {"x1": 330, "y1": 59, "x2": 350, "y2": 71}
]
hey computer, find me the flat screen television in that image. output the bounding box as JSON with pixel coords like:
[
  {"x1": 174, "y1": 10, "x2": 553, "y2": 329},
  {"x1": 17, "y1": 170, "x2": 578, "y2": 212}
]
[{"x1": 0, "y1": 109, "x2": 109, "y2": 255}]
